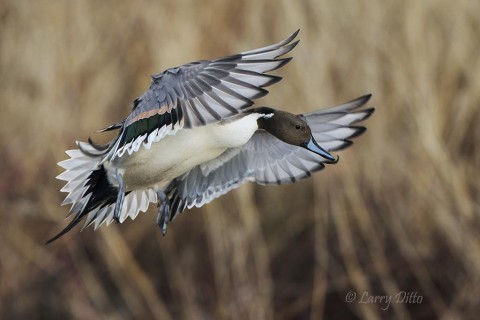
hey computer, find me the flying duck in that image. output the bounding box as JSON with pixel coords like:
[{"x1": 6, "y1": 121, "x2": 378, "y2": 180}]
[{"x1": 47, "y1": 30, "x2": 374, "y2": 243}]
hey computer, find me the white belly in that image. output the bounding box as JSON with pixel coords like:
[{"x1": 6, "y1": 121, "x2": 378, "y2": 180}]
[{"x1": 110, "y1": 113, "x2": 261, "y2": 190}]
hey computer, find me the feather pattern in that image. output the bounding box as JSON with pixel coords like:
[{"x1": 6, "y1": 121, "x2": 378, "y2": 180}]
[
  {"x1": 111, "y1": 30, "x2": 299, "y2": 159},
  {"x1": 49, "y1": 31, "x2": 376, "y2": 244},
  {"x1": 48, "y1": 31, "x2": 300, "y2": 243},
  {"x1": 166, "y1": 95, "x2": 374, "y2": 220},
  {"x1": 48, "y1": 140, "x2": 157, "y2": 243}
]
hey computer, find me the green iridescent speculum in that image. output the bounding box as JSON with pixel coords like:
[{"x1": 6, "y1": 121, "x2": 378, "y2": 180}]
[{"x1": 122, "y1": 112, "x2": 171, "y2": 146}]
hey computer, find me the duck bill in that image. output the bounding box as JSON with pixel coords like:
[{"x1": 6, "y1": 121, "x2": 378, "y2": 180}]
[{"x1": 305, "y1": 136, "x2": 338, "y2": 163}]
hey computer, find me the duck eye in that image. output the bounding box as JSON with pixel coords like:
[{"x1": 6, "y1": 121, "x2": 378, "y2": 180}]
[{"x1": 295, "y1": 125, "x2": 301, "y2": 130}]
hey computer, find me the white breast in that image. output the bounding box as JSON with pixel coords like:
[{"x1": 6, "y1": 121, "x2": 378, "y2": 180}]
[{"x1": 110, "y1": 113, "x2": 262, "y2": 190}]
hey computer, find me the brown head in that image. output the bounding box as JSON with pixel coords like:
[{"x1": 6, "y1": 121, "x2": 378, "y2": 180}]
[{"x1": 254, "y1": 107, "x2": 338, "y2": 163}]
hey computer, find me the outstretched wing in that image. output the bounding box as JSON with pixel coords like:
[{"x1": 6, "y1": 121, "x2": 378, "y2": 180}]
[
  {"x1": 111, "y1": 31, "x2": 300, "y2": 158},
  {"x1": 165, "y1": 94, "x2": 374, "y2": 220}
]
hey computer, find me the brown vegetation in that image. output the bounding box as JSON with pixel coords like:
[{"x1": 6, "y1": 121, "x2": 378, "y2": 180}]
[{"x1": 1, "y1": 0, "x2": 479, "y2": 319}]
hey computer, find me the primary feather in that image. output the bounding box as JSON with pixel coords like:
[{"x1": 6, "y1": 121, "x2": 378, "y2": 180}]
[
  {"x1": 48, "y1": 31, "x2": 374, "y2": 244},
  {"x1": 47, "y1": 31, "x2": 300, "y2": 243}
]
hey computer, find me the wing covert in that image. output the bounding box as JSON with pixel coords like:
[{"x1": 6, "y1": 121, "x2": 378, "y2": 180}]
[
  {"x1": 112, "y1": 31, "x2": 300, "y2": 158},
  {"x1": 165, "y1": 95, "x2": 374, "y2": 220}
]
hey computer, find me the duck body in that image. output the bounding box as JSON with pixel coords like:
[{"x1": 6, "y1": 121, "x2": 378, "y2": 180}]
[
  {"x1": 47, "y1": 30, "x2": 374, "y2": 243},
  {"x1": 111, "y1": 112, "x2": 265, "y2": 190}
]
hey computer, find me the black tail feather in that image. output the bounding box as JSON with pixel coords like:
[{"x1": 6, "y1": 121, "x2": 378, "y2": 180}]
[
  {"x1": 45, "y1": 214, "x2": 84, "y2": 244},
  {"x1": 46, "y1": 165, "x2": 119, "y2": 244}
]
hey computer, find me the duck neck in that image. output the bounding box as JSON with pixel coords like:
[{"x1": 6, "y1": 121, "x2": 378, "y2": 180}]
[{"x1": 249, "y1": 107, "x2": 276, "y2": 131}]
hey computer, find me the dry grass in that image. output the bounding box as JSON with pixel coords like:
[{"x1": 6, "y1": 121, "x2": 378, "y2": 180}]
[{"x1": 1, "y1": 0, "x2": 480, "y2": 319}]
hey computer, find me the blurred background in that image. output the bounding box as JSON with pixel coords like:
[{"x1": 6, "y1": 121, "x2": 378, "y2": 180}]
[{"x1": 1, "y1": 0, "x2": 479, "y2": 319}]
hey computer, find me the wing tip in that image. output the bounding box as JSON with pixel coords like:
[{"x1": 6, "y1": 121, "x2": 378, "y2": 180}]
[
  {"x1": 284, "y1": 29, "x2": 301, "y2": 45},
  {"x1": 358, "y1": 107, "x2": 375, "y2": 122},
  {"x1": 239, "y1": 29, "x2": 300, "y2": 56},
  {"x1": 279, "y1": 39, "x2": 300, "y2": 58},
  {"x1": 348, "y1": 126, "x2": 368, "y2": 139},
  {"x1": 263, "y1": 75, "x2": 282, "y2": 87},
  {"x1": 355, "y1": 93, "x2": 373, "y2": 106},
  {"x1": 329, "y1": 140, "x2": 354, "y2": 152},
  {"x1": 252, "y1": 88, "x2": 269, "y2": 100},
  {"x1": 272, "y1": 57, "x2": 293, "y2": 71}
]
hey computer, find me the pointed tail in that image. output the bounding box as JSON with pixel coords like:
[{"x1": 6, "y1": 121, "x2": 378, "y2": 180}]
[
  {"x1": 46, "y1": 141, "x2": 117, "y2": 244},
  {"x1": 47, "y1": 141, "x2": 157, "y2": 244}
]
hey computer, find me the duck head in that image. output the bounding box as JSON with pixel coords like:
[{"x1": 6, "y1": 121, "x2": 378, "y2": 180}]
[{"x1": 256, "y1": 107, "x2": 338, "y2": 163}]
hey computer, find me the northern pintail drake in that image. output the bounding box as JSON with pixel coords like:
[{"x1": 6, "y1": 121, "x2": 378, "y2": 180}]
[{"x1": 47, "y1": 30, "x2": 374, "y2": 243}]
